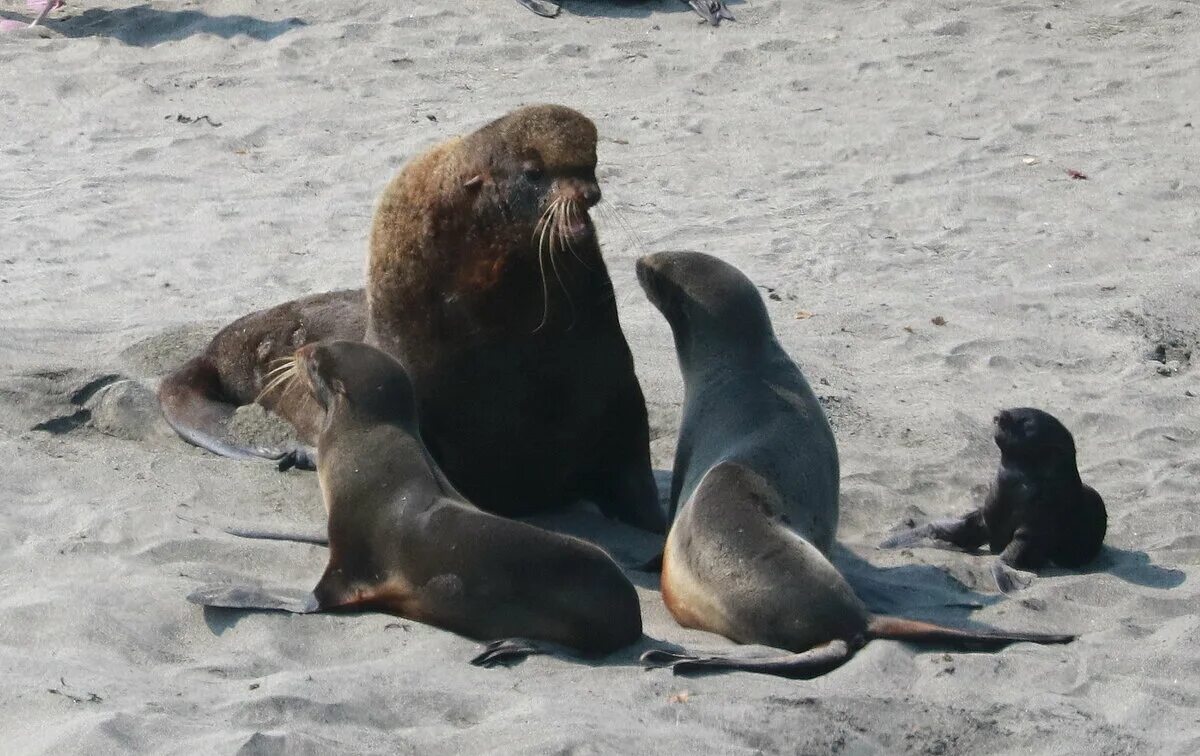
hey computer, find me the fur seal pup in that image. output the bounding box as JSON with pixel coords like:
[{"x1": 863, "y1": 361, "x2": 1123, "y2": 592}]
[
  {"x1": 634, "y1": 252, "x2": 1074, "y2": 679},
  {"x1": 188, "y1": 340, "x2": 643, "y2": 662},
  {"x1": 159, "y1": 104, "x2": 663, "y2": 532},
  {"x1": 880, "y1": 408, "x2": 1107, "y2": 593}
]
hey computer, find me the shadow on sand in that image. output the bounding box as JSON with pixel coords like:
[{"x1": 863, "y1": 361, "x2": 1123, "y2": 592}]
[
  {"x1": 1074, "y1": 544, "x2": 1186, "y2": 589},
  {"x1": 54, "y1": 5, "x2": 304, "y2": 46}
]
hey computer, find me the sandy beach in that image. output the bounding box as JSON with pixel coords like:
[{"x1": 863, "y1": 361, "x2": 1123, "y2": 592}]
[{"x1": 2, "y1": 0, "x2": 1199, "y2": 752}]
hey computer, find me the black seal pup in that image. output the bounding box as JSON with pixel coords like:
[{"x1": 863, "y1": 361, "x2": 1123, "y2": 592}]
[{"x1": 881, "y1": 407, "x2": 1107, "y2": 593}]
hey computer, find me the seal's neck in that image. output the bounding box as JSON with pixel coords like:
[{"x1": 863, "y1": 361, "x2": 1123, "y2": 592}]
[{"x1": 674, "y1": 324, "x2": 783, "y2": 384}]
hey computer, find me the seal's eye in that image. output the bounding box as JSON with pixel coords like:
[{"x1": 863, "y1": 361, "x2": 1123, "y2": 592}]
[{"x1": 522, "y1": 163, "x2": 544, "y2": 180}]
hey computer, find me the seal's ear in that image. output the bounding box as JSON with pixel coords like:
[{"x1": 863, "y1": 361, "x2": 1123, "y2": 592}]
[{"x1": 463, "y1": 175, "x2": 484, "y2": 190}]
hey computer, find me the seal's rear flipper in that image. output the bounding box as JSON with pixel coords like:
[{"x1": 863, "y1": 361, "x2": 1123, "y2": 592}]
[
  {"x1": 867, "y1": 615, "x2": 1073, "y2": 649},
  {"x1": 515, "y1": 0, "x2": 560, "y2": 18},
  {"x1": 640, "y1": 640, "x2": 853, "y2": 680},
  {"x1": 159, "y1": 355, "x2": 317, "y2": 471},
  {"x1": 187, "y1": 584, "x2": 320, "y2": 614},
  {"x1": 470, "y1": 638, "x2": 550, "y2": 668}
]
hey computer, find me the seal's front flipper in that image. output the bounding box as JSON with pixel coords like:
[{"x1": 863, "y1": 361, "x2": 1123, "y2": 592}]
[
  {"x1": 992, "y1": 560, "x2": 1036, "y2": 594},
  {"x1": 640, "y1": 640, "x2": 852, "y2": 680},
  {"x1": 879, "y1": 510, "x2": 988, "y2": 551},
  {"x1": 470, "y1": 638, "x2": 548, "y2": 668},
  {"x1": 263, "y1": 444, "x2": 318, "y2": 472},
  {"x1": 187, "y1": 584, "x2": 320, "y2": 614},
  {"x1": 514, "y1": 0, "x2": 560, "y2": 18}
]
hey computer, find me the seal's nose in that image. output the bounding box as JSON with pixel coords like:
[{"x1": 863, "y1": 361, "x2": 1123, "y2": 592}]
[{"x1": 581, "y1": 184, "x2": 601, "y2": 207}]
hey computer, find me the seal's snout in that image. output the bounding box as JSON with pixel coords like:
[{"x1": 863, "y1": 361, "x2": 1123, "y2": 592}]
[
  {"x1": 635, "y1": 254, "x2": 664, "y2": 295},
  {"x1": 581, "y1": 184, "x2": 601, "y2": 207}
]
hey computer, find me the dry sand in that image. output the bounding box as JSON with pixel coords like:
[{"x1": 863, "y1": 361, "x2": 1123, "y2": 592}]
[{"x1": 2, "y1": 0, "x2": 1199, "y2": 753}]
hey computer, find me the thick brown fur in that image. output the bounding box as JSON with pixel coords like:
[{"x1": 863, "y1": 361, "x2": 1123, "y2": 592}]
[
  {"x1": 636, "y1": 252, "x2": 1074, "y2": 680},
  {"x1": 364, "y1": 104, "x2": 662, "y2": 530},
  {"x1": 158, "y1": 105, "x2": 663, "y2": 531},
  {"x1": 188, "y1": 341, "x2": 643, "y2": 661}
]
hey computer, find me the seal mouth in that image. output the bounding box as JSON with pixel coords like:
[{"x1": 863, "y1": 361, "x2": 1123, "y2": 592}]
[{"x1": 563, "y1": 211, "x2": 592, "y2": 240}]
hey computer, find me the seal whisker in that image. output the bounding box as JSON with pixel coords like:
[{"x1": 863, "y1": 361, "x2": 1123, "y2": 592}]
[
  {"x1": 560, "y1": 201, "x2": 593, "y2": 269},
  {"x1": 533, "y1": 199, "x2": 559, "y2": 333},
  {"x1": 548, "y1": 202, "x2": 576, "y2": 329},
  {"x1": 596, "y1": 201, "x2": 646, "y2": 258},
  {"x1": 256, "y1": 364, "x2": 297, "y2": 404},
  {"x1": 260, "y1": 358, "x2": 296, "y2": 385}
]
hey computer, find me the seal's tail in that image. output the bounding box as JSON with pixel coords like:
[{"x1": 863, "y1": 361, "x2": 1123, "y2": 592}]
[
  {"x1": 867, "y1": 616, "x2": 1075, "y2": 649},
  {"x1": 158, "y1": 355, "x2": 265, "y2": 461}
]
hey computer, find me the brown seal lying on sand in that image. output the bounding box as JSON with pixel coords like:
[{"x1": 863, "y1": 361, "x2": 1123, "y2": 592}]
[
  {"x1": 881, "y1": 407, "x2": 1107, "y2": 593},
  {"x1": 159, "y1": 104, "x2": 664, "y2": 532},
  {"x1": 634, "y1": 252, "x2": 1074, "y2": 679},
  {"x1": 188, "y1": 341, "x2": 643, "y2": 663}
]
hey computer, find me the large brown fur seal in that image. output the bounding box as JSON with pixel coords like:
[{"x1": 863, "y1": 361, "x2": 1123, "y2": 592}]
[
  {"x1": 634, "y1": 252, "x2": 1074, "y2": 679},
  {"x1": 158, "y1": 104, "x2": 664, "y2": 532},
  {"x1": 880, "y1": 407, "x2": 1107, "y2": 593},
  {"x1": 188, "y1": 341, "x2": 643, "y2": 662}
]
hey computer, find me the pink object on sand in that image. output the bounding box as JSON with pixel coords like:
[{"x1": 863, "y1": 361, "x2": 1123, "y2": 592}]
[
  {"x1": 23, "y1": 0, "x2": 63, "y2": 27},
  {"x1": 0, "y1": 18, "x2": 25, "y2": 31}
]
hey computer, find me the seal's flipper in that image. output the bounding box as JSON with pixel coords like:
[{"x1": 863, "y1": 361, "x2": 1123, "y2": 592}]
[
  {"x1": 187, "y1": 584, "x2": 320, "y2": 614},
  {"x1": 879, "y1": 510, "x2": 988, "y2": 552},
  {"x1": 470, "y1": 638, "x2": 549, "y2": 668},
  {"x1": 867, "y1": 615, "x2": 1073, "y2": 648},
  {"x1": 224, "y1": 527, "x2": 329, "y2": 546},
  {"x1": 641, "y1": 640, "x2": 853, "y2": 680},
  {"x1": 684, "y1": 0, "x2": 735, "y2": 25},
  {"x1": 514, "y1": 0, "x2": 560, "y2": 18},
  {"x1": 267, "y1": 445, "x2": 318, "y2": 472},
  {"x1": 158, "y1": 355, "x2": 265, "y2": 461},
  {"x1": 992, "y1": 560, "x2": 1036, "y2": 594}
]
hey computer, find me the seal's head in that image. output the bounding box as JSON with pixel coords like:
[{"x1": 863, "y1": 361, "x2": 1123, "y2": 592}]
[
  {"x1": 368, "y1": 104, "x2": 609, "y2": 338},
  {"x1": 637, "y1": 251, "x2": 776, "y2": 356},
  {"x1": 463, "y1": 104, "x2": 602, "y2": 247},
  {"x1": 294, "y1": 341, "x2": 418, "y2": 429},
  {"x1": 993, "y1": 407, "x2": 1077, "y2": 464}
]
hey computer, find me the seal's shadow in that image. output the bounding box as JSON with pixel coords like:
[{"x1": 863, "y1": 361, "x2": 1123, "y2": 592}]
[
  {"x1": 831, "y1": 546, "x2": 1004, "y2": 628},
  {"x1": 55, "y1": 5, "x2": 304, "y2": 45},
  {"x1": 1074, "y1": 545, "x2": 1185, "y2": 589}
]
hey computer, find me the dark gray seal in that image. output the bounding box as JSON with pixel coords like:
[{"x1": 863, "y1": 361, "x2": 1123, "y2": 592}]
[{"x1": 634, "y1": 252, "x2": 1074, "y2": 679}]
